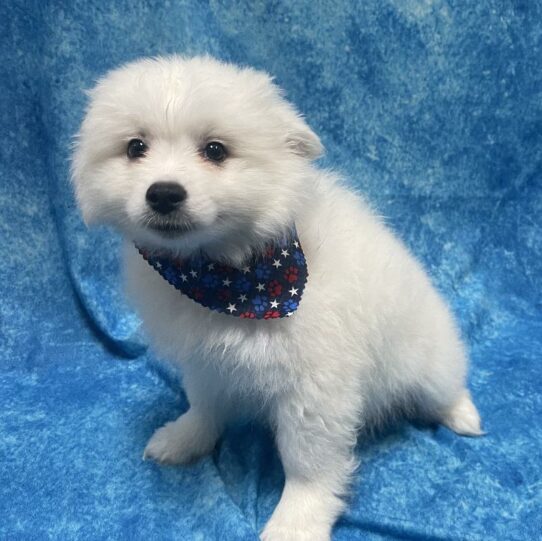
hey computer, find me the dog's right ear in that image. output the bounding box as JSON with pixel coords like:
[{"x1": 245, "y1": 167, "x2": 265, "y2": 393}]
[{"x1": 285, "y1": 115, "x2": 324, "y2": 160}]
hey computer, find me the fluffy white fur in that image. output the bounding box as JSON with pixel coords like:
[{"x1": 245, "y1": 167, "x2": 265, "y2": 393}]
[{"x1": 72, "y1": 56, "x2": 482, "y2": 541}]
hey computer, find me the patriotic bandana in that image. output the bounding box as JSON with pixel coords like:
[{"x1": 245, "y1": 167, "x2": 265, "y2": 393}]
[{"x1": 137, "y1": 231, "x2": 308, "y2": 319}]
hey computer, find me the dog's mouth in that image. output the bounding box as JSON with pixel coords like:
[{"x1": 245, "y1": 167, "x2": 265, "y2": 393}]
[{"x1": 143, "y1": 217, "x2": 195, "y2": 238}]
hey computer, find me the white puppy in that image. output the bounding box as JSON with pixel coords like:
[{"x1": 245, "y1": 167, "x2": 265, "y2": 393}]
[{"x1": 72, "y1": 56, "x2": 481, "y2": 541}]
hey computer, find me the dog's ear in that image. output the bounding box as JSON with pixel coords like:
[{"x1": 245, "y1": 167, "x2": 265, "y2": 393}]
[
  {"x1": 255, "y1": 72, "x2": 324, "y2": 160},
  {"x1": 70, "y1": 139, "x2": 101, "y2": 227},
  {"x1": 285, "y1": 116, "x2": 324, "y2": 160}
]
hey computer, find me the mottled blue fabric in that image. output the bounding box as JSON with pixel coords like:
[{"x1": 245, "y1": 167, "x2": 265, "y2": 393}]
[{"x1": 1, "y1": 1, "x2": 541, "y2": 540}]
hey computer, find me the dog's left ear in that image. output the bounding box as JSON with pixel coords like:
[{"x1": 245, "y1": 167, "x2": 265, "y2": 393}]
[{"x1": 285, "y1": 116, "x2": 324, "y2": 160}]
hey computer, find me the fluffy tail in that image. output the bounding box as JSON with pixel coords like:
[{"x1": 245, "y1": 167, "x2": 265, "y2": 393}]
[{"x1": 442, "y1": 390, "x2": 484, "y2": 436}]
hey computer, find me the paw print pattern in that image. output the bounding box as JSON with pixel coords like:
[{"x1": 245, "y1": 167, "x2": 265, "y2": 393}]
[
  {"x1": 217, "y1": 289, "x2": 232, "y2": 301},
  {"x1": 163, "y1": 267, "x2": 179, "y2": 283},
  {"x1": 284, "y1": 266, "x2": 299, "y2": 283},
  {"x1": 202, "y1": 274, "x2": 219, "y2": 288},
  {"x1": 267, "y1": 279, "x2": 282, "y2": 297},
  {"x1": 189, "y1": 287, "x2": 204, "y2": 301},
  {"x1": 234, "y1": 276, "x2": 251, "y2": 292},
  {"x1": 252, "y1": 294, "x2": 269, "y2": 316},
  {"x1": 293, "y1": 250, "x2": 305, "y2": 266},
  {"x1": 255, "y1": 263, "x2": 271, "y2": 280},
  {"x1": 282, "y1": 299, "x2": 299, "y2": 312},
  {"x1": 216, "y1": 263, "x2": 234, "y2": 273}
]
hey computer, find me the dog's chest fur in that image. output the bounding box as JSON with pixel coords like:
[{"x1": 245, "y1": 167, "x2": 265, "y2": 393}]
[{"x1": 123, "y1": 242, "x2": 308, "y2": 399}]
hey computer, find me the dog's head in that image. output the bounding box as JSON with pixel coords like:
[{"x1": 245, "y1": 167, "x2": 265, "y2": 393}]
[{"x1": 71, "y1": 56, "x2": 322, "y2": 262}]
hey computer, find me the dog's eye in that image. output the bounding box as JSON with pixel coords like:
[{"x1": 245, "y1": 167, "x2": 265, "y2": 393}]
[
  {"x1": 127, "y1": 138, "x2": 148, "y2": 159},
  {"x1": 203, "y1": 141, "x2": 227, "y2": 163}
]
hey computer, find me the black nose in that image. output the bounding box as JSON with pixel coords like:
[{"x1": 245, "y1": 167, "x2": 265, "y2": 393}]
[{"x1": 146, "y1": 182, "x2": 187, "y2": 214}]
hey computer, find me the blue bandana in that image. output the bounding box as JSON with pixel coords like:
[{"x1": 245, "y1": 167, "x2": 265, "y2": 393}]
[{"x1": 137, "y1": 232, "x2": 308, "y2": 319}]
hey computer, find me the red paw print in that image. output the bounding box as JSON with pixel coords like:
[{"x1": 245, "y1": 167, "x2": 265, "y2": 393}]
[
  {"x1": 284, "y1": 266, "x2": 299, "y2": 283},
  {"x1": 217, "y1": 289, "x2": 231, "y2": 301},
  {"x1": 190, "y1": 287, "x2": 204, "y2": 300},
  {"x1": 267, "y1": 279, "x2": 282, "y2": 297},
  {"x1": 216, "y1": 263, "x2": 234, "y2": 273},
  {"x1": 263, "y1": 310, "x2": 280, "y2": 319},
  {"x1": 240, "y1": 311, "x2": 256, "y2": 319}
]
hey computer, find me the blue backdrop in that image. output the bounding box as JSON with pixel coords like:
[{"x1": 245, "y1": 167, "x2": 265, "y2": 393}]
[{"x1": 1, "y1": 1, "x2": 541, "y2": 539}]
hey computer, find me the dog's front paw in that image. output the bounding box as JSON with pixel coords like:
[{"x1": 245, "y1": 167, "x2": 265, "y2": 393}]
[
  {"x1": 143, "y1": 412, "x2": 217, "y2": 465},
  {"x1": 260, "y1": 522, "x2": 330, "y2": 541}
]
